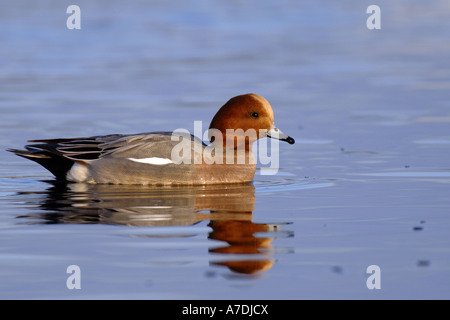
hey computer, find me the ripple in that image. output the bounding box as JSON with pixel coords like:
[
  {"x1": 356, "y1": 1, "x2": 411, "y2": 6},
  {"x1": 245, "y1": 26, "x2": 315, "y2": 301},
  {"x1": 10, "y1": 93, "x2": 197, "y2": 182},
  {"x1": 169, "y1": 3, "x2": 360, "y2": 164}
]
[
  {"x1": 294, "y1": 139, "x2": 333, "y2": 145},
  {"x1": 414, "y1": 139, "x2": 450, "y2": 145},
  {"x1": 354, "y1": 171, "x2": 450, "y2": 177},
  {"x1": 254, "y1": 174, "x2": 334, "y2": 193},
  {"x1": 256, "y1": 182, "x2": 334, "y2": 193}
]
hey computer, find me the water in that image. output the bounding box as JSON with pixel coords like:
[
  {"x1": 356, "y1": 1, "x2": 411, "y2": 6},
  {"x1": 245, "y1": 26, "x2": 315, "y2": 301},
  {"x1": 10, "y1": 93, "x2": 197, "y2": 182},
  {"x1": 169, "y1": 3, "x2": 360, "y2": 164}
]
[{"x1": 1, "y1": 0, "x2": 450, "y2": 299}]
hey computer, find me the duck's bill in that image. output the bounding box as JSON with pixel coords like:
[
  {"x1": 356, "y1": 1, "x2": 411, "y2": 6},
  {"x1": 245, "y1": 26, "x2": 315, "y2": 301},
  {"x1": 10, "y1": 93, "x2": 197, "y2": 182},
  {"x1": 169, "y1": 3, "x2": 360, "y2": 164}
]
[{"x1": 266, "y1": 123, "x2": 295, "y2": 145}]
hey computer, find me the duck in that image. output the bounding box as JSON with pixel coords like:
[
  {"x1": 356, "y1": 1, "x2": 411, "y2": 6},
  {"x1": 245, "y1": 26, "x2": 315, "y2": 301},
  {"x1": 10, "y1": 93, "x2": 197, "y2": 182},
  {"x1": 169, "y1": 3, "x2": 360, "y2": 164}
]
[{"x1": 8, "y1": 94, "x2": 295, "y2": 185}]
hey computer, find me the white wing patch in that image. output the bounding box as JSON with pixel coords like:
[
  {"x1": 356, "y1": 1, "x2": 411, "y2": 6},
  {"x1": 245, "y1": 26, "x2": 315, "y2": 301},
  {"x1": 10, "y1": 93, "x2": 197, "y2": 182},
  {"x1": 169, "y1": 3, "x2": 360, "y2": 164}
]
[{"x1": 128, "y1": 157, "x2": 174, "y2": 165}]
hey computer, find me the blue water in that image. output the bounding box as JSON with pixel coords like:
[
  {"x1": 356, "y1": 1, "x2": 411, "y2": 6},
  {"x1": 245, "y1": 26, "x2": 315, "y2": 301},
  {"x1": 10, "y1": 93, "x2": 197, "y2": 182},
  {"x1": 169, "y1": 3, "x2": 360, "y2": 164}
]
[{"x1": 1, "y1": 0, "x2": 450, "y2": 299}]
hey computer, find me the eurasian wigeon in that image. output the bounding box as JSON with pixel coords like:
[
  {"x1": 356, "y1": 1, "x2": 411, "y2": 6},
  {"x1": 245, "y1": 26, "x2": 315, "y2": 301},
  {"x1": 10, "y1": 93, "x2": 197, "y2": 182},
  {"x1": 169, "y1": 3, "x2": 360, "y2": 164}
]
[{"x1": 8, "y1": 93, "x2": 295, "y2": 185}]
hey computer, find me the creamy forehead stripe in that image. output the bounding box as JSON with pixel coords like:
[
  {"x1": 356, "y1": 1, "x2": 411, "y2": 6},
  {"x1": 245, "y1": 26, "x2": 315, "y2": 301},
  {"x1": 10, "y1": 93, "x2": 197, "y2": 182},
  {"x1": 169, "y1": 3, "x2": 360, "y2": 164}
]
[{"x1": 128, "y1": 157, "x2": 174, "y2": 165}]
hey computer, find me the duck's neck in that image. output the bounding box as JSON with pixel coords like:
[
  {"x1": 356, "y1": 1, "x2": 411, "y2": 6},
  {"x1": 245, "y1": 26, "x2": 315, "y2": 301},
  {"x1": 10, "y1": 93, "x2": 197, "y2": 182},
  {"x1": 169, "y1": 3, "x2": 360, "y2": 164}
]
[
  {"x1": 206, "y1": 129, "x2": 258, "y2": 165},
  {"x1": 206, "y1": 141, "x2": 255, "y2": 165}
]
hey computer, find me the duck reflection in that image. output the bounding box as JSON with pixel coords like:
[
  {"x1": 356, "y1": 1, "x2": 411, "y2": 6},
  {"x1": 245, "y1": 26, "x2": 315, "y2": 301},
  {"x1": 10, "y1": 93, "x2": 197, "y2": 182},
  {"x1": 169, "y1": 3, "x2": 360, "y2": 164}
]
[
  {"x1": 208, "y1": 220, "x2": 276, "y2": 274},
  {"x1": 18, "y1": 181, "x2": 291, "y2": 275}
]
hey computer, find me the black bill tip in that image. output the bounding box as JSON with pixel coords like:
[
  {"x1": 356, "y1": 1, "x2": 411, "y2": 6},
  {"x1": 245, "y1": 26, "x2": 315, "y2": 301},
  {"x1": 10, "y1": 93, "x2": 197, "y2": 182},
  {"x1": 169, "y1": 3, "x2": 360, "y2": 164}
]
[{"x1": 284, "y1": 136, "x2": 295, "y2": 145}]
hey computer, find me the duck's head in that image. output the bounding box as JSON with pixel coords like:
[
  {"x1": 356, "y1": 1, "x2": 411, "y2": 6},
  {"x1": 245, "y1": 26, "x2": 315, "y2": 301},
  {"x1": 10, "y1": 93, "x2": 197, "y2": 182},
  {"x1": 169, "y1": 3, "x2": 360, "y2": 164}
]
[{"x1": 208, "y1": 93, "x2": 295, "y2": 148}]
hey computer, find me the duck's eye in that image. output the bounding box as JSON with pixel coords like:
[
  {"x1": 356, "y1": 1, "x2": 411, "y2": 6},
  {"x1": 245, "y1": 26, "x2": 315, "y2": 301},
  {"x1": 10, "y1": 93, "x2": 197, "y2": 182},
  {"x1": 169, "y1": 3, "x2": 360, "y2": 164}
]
[{"x1": 250, "y1": 112, "x2": 259, "y2": 118}]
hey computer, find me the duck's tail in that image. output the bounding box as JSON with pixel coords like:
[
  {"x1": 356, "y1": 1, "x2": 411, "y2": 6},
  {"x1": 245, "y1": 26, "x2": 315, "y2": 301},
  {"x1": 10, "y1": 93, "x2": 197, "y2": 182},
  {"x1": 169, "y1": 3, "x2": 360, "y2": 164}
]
[{"x1": 7, "y1": 144, "x2": 75, "y2": 181}]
